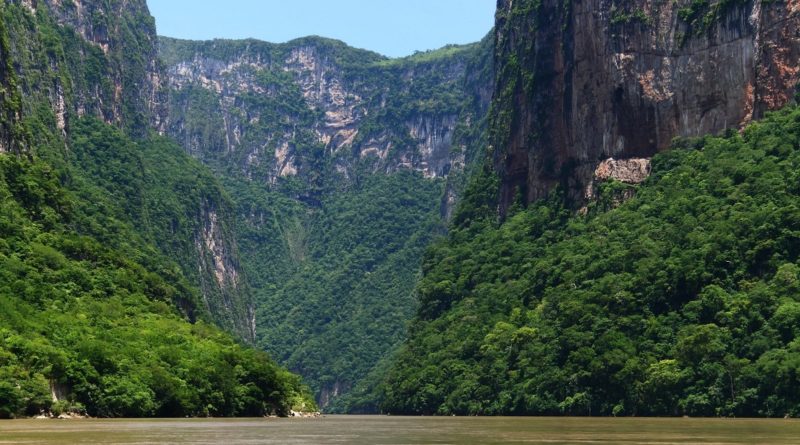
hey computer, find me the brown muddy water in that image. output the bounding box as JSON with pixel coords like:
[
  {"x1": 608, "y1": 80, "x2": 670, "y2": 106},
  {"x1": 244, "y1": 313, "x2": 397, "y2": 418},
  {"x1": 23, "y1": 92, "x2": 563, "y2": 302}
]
[{"x1": 0, "y1": 415, "x2": 799, "y2": 444}]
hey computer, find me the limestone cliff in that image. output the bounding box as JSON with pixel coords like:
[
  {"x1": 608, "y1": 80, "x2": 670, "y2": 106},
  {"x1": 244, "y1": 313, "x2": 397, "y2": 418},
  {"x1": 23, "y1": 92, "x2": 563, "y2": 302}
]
[
  {"x1": 160, "y1": 36, "x2": 491, "y2": 190},
  {"x1": 492, "y1": 0, "x2": 800, "y2": 214},
  {"x1": 195, "y1": 199, "x2": 255, "y2": 340}
]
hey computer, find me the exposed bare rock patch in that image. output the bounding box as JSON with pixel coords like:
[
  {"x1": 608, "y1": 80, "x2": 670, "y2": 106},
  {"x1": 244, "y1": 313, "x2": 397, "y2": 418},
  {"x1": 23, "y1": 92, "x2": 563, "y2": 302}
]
[{"x1": 594, "y1": 157, "x2": 652, "y2": 184}]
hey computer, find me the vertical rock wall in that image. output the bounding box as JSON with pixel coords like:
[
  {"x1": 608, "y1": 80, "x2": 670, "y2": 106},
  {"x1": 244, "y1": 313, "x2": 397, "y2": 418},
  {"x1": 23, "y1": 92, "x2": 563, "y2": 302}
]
[{"x1": 492, "y1": 0, "x2": 800, "y2": 213}]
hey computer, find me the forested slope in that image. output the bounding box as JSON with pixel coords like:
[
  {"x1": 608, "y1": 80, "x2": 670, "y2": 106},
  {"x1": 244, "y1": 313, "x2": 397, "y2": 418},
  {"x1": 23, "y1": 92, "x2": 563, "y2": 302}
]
[
  {"x1": 382, "y1": 105, "x2": 800, "y2": 417},
  {"x1": 379, "y1": 0, "x2": 800, "y2": 417},
  {"x1": 0, "y1": 0, "x2": 313, "y2": 418}
]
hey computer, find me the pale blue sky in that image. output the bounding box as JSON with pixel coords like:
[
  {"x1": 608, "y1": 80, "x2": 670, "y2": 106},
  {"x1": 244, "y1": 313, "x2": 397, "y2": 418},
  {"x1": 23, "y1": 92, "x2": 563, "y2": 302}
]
[{"x1": 146, "y1": 0, "x2": 496, "y2": 58}]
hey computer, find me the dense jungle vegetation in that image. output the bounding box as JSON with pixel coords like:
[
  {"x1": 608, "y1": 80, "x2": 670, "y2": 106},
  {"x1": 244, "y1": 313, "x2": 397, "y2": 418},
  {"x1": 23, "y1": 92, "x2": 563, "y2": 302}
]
[
  {"x1": 381, "y1": 106, "x2": 800, "y2": 417},
  {"x1": 0, "y1": 1, "x2": 313, "y2": 418},
  {"x1": 0, "y1": 129, "x2": 314, "y2": 418}
]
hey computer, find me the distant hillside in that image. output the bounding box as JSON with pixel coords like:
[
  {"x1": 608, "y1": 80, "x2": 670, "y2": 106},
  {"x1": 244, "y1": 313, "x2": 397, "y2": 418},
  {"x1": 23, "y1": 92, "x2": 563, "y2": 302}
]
[{"x1": 159, "y1": 33, "x2": 494, "y2": 409}]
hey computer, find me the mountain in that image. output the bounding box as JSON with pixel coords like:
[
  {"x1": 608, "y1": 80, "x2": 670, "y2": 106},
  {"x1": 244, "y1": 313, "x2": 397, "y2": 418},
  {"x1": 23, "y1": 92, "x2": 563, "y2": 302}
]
[
  {"x1": 160, "y1": 35, "x2": 493, "y2": 216},
  {"x1": 159, "y1": 34, "x2": 494, "y2": 409},
  {"x1": 0, "y1": 0, "x2": 312, "y2": 418},
  {"x1": 380, "y1": 0, "x2": 800, "y2": 416}
]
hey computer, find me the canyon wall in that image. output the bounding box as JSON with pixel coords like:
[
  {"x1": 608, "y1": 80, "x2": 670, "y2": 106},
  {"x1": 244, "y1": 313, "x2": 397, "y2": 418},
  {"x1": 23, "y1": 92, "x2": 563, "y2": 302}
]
[
  {"x1": 492, "y1": 0, "x2": 800, "y2": 213},
  {"x1": 161, "y1": 36, "x2": 492, "y2": 194},
  {"x1": 159, "y1": 35, "x2": 494, "y2": 406}
]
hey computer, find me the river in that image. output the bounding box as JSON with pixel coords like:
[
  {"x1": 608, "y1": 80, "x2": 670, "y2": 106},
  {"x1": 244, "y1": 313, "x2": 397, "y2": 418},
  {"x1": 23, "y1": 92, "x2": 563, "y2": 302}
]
[{"x1": 1, "y1": 416, "x2": 798, "y2": 444}]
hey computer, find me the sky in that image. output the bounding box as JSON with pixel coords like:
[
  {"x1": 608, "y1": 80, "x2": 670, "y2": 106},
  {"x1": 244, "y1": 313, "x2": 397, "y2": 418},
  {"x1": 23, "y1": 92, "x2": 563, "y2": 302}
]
[{"x1": 146, "y1": 0, "x2": 496, "y2": 58}]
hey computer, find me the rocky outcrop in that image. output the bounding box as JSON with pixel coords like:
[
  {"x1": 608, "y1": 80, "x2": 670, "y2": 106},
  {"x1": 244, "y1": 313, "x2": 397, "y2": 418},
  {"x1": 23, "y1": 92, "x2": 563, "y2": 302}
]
[
  {"x1": 594, "y1": 157, "x2": 651, "y2": 184},
  {"x1": 161, "y1": 36, "x2": 491, "y2": 186},
  {"x1": 584, "y1": 157, "x2": 651, "y2": 203},
  {"x1": 492, "y1": 0, "x2": 800, "y2": 214},
  {"x1": 318, "y1": 379, "x2": 346, "y2": 408}
]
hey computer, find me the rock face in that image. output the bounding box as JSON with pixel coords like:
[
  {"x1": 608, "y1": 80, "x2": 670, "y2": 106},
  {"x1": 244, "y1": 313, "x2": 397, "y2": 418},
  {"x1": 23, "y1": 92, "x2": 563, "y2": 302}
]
[
  {"x1": 195, "y1": 201, "x2": 255, "y2": 340},
  {"x1": 161, "y1": 36, "x2": 491, "y2": 188},
  {"x1": 492, "y1": 0, "x2": 800, "y2": 214}
]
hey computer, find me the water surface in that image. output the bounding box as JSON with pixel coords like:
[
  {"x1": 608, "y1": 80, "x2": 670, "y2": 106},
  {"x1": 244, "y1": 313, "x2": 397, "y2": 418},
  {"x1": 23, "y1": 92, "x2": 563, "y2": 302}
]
[{"x1": 1, "y1": 416, "x2": 798, "y2": 444}]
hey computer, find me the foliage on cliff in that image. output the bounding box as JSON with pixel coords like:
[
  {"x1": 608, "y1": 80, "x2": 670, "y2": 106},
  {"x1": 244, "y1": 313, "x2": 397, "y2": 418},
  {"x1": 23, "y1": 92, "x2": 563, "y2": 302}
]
[
  {"x1": 251, "y1": 171, "x2": 445, "y2": 406},
  {"x1": 381, "y1": 106, "x2": 800, "y2": 417},
  {"x1": 217, "y1": 165, "x2": 447, "y2": 410},
  {"x1": 0, "y1": 142, "x2": 314, "y2": 418},
  {"x1": 64, "y1": 118, "x2": 255, "y2": 339},
  {"x1": 2, "y1": 0, "x2": 256, "y2": 339},
  {"x1": 0, "y1": 1, "x2": 314, "y2": 417},
  {"x1": 3, "y1": 0, "x2": 165, "y2": 134},
  {"x1": 0, "y1": 10, "x2": 25, "y2": 153}
]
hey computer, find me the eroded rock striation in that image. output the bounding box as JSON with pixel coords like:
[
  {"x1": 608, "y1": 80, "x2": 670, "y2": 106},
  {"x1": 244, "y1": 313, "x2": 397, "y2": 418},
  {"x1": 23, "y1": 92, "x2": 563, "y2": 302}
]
[{"x1": 492, "y1": 0, "x2": 800, "y2": 214}]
